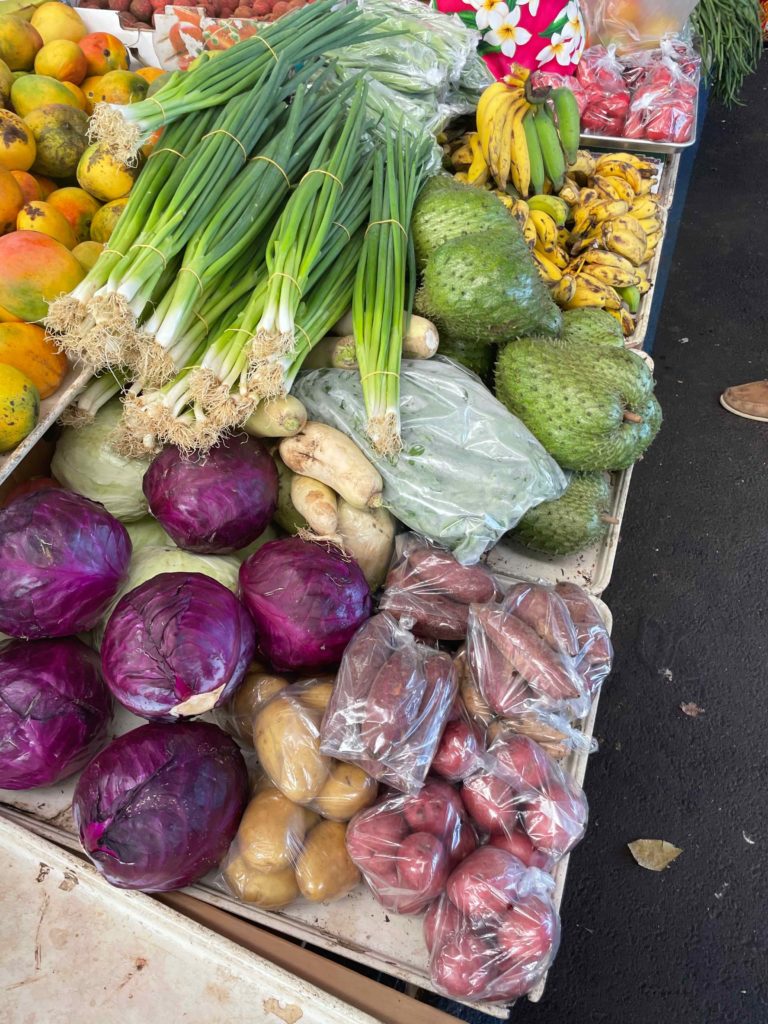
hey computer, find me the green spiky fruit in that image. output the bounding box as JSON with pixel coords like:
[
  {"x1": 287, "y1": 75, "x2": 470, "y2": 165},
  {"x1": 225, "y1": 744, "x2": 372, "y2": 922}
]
[
  {"x1": 495, "y1": 336, "x2": 662, "y2": 470},
  {"x1": 511, "y1": 472, "x2": 613, "y2": 554},
  {"x1": 416, "y1": 228, "x2": 562, "y2": 348},
  {"x1": 411, "y1": 175, "x2": 512, "y2": 271},
  {"x1": 560, "y1": 308, "x2": 624, "y2": 347},
  {"x1": 438, "y1": 335, "x2": 496, "y2": 381}
]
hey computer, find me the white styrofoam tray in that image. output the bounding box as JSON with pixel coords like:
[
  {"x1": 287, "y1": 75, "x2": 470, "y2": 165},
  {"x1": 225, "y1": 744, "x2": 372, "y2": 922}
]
[{"x1": 0, "y1": 815, "x2": 379, "y2": 1024}]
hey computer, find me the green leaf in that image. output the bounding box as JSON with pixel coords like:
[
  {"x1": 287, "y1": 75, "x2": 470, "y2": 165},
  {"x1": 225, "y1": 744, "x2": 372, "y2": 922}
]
[
  {"x1": 539, "y1": 14, "x2": 568, "y2": 39},
  {"x1": 456, "y1": 9, "x2": 480, "y2": 29}
]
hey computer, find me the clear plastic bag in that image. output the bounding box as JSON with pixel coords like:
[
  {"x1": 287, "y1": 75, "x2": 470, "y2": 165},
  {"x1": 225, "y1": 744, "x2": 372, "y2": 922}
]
[
  {"x1": 380, "y1": 534, "x2": 500, "y2": 643},
  {"x1": 554, "y1": 582, "x2": 613, "y2": 701},
  {"x1": 293, "y1": 359, "x2": 566, "y2": 565},
  {"x1": 622, "y1": 51, "x2": 698, "y2": 143},
  {"x1": 235, "y1": 678, "x2": 380, "y2": 820},
  {"x1": 345, "y1": 778, "x2": 478, "y2": 915},
  {"x1": 425, "y1": 847, "x2": 559, "y2": 1002},
  {"x1": 586, "y1": 0, "x2": 698, "y2": 50},
  {"x1": 320, "y1": 613, "x2": 458, "y2": 794},
  {"x1": 220, "y1": 778, "x2": 361, "y2": 909},
  {"x1": 576, "y1": 44, "x2": 631, "y2": 135}
]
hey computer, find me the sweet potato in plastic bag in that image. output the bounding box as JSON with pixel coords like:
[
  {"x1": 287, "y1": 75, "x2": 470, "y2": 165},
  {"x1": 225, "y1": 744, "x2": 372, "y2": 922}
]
[
  {"x1": 380, "y1": 533, "x2": 500, "y2": 642},
  {"x1": 554, "y1": 582, "x2": 613, "y2": 700},
  {"x1": 426, "y1": 848, "x2": 559, "y2": 1002},
  {"x1": 345, "y1": 778, "x2": 477, "y2": 915},
  {"x1": 251, "y1": 678, "x2": 378, "y2": 820},
  {"x1": 221, "y1": 780, "x2": 361, "y2": 910},
  {"x1": 321, "y1": 613, "x2": 458, "y2": 793},
  {"x1": 461, "y1": 733, "x2": 587, "y2": 862}
]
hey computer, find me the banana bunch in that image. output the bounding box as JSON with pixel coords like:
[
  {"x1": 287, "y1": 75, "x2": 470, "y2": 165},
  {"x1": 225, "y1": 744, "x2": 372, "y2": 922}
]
[
  {"x1": 505, "y1": 194, "x2": 572, "y2": 284},
  {"x1": 540, "y1": 152, "x2": 663, "y2": 335},
  {"x1": 474, "y1": 66, "x2": 581, "y2": 197}
]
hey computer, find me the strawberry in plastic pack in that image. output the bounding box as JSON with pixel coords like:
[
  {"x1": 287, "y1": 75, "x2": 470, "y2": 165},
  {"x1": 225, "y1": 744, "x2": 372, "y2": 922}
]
[
  {"x1": 425, "y1": 847, "x2": 560, "y2": 1002},
  {"x1": 345, "y1": 778, "x2": 478, "y2": 914}
]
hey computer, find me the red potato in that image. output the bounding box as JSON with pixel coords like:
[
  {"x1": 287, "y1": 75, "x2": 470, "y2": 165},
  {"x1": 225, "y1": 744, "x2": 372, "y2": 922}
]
[
  {"x1": 424, "y1": 897, "x2": 461, "y2": 954},
  {"x1": 490, "y1": 734, "x2": 551, "y2": 793},
  {"x1": 360, "y1": 646, "x2": 425, "y2": 755},
  {"x1": 496, "y1": 895, "x2": 559, "y2": 969},
  {"x1": 446, "y1": 847, "x2": 526, "y2": 918},
  {"x1": 395, "y1": 832, "x2": 450, "y2": 911},
  {"x1": 408, "y1": 546, "x2": 498, "y2": 605},
  {"x1": 520, "y1": 784, "x2": 587, "y2": 858},
  {"x1": 431, "y1": 932, "x2": 497, "y2": 998},
  {"x1": 503, "y1": 583, "x2": 579, "y2": 658},
  {"x1": 461, "y1": 772, "x2": 519, "y2": 835},
  {"x1": 448, "y1": 817, "x2": 478, "y2": 867},
  {"x1": 432, "y1": 720, "x2": 482, "y2": 782},
  {"x1": 346, "y1": 808, "x2": 408, "y2": 864},
  {"x1": 489, "y1": 830, "x2": 553, "y2": 871},
  {"x1": 474, "y1": 606, "x2": 582, "y2": 702},
  {"x1": 403, "y1": 779, "x2": 464, "y2": 839}
]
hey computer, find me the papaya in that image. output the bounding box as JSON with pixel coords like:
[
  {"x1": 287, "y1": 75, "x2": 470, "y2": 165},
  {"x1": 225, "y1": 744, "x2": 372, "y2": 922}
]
[
  {"x1": 80, "y1": 74, "x2": 102, "y2": 114},
  {"x1": 30, "y1": 2, "x2": 86, "y2": 45},
  {"x1": 47, "y1": 186, "x2": 100, "y2": 244},
  {"x1": 0, "y1": 363, "x2": 39, "y2": 452},
  {"x1": 31, "y1": 172, "x2": 56, "y2": 198},
  {"x1": 96, "y1": 69, "x2": 147, "y2": 105},
  {"x1": 10, "y1": 169, "x2": 40, "y2": 203},
  {"x1": 0, "y1": 14, "x2": 42, "y2": 72},
  {"x1": 0, "y1": 109, "x2": 35, "y2": 172},
  {"x1": 0, "y1": 303, "x2": 20, "y2": 322},
  {"x1": 0, "y1": 322, "x2": 67, "y2": 398},
  {"x1": 25, "y1": 103, "x2": 88, "y2": 178},
  {"x1": 59, "y1": 80, "x2": 86, "y2": 109},
  {"x1": 0, "y1": 165, "x2": 23, "y2": 233},
  {"x1": 72, "y1": 238, "x2": 102, "y2": 272},
  {"x1": 17, "y1": 199, "x2": 76, "y2": 249},
  {"x1": 76, "y1": 142, "x2": 136, "y2": 202},
  {"x1": 34, "y1": 39, "x2": 87, "y2": 84},
  {"x1": 78, "y1": 32, "x2": 128, "y2": 77},
  {"x1": 0, "y1": 230, "x2": 84, "y2": 322},
  {"x1": 0, "y1": 57, "x2": 11, "y2": 106},
  {"x1": 89, "y1": 195, "x2": 126, "y2": 243},
  {"x1": 10, "y1": 72, "x2": 82, "y2": 116},
  {"x1": 135, "y1": 66, "x2": 164, "y2": 85}
]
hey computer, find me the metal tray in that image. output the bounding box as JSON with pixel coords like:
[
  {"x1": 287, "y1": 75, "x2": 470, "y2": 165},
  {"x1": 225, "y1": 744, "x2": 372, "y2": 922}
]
[
  {"x1": 0, "y1": 816, "x2": 377, "y2": 1024},
  {"x1": 580, "y1": 78, "x2": 699, "y2": 155}
]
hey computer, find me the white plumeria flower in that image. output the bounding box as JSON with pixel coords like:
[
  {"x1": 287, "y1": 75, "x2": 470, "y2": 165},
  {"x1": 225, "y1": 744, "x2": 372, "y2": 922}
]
[
  {"x1": 486, "y1": 5, "x2": 532, "y2": 58},
  {"x1": 536, "y1": 32, "x2": 575, "y2": 66},
  {"x1": 571, "y1": 36, "x2": 585, "y2": 64},
  {"x1": 517, "y1": 0, "x2": 540, "y2": 15},
  {"x1": 472, "y1": 0, "x2": 509, "y2": 32},
  {"x1": 560, "y1": 1, "x2": 584, "y2": 40}
]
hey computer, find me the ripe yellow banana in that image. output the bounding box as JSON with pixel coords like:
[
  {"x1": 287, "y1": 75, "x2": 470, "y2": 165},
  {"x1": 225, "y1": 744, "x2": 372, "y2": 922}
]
[
  {"x1": 523, "y1": 215, "x2": 537, "y2": 248},
  {"x1": 601, "y1": 219, "x2": 647, "y2": 266},
  {"x1": 607, "y1": 307, "x2": 636, "y2": 336},
  {"x1": 594, "y1": 174, "x2": 636, "y2": 204},
  {"x1": 507, "y1": 94, "x2": 533, "y2": 196},
  {"x1": 644, "y1": 228, "x2": 663, "y2": 260},
  {"x1": 637, "y1": 214, "x2": 664, "y2": 235},
  {"x1": 585, "y1": 198, "x2": 631, "y2": 225},
  {"x1": 581, "y1": 249, "x2": 638, "y2": 273},
  {"x1": 616, "y1": 152, "x2": 659, "y2": 181},
  {"x1": 635, "y1": 268, "x2": 651, "y2": 294},
  {"x1": 509, "y1": 198, "x2": 530, "y2": 229},
  {"x1": 593, "y1": 156, "x2": 644, "y2": 194},
  {"x1": 532, "y1": 249, "x2": 564, "y2": 283},
  {"x1": 467, "y1": 133, "x2": 489, "y2": 186},
  {"x1": 529, "y1": 209, "x2": 558, "y2": 254},
  {"x1": 610, "y1": 214, "x2": 647, "y2": 244},
  {"x1": 451, "y1": 136, "x2": 474, "y2": 168},
  {"x1": 552, "y1": 274, "x2": 577, "y2": 305},
  {"x1": 580, "y1": 261, "x2": 639, "y2": 289},
  {"x1": 578, "y1": 187, "x2": 600, "y2": 207},
  {"x1": 495, "y1": 191, "x2": 517, "y2": 212},
  {"x1": 629, "y1": 196, "x2": 660, "y2": 221},
  {"x1": 550, "y1": 245, "x2": 569, "y2": 270},
  {"x1": 568, "y1": 150, "x2": 596, "y2": 180},
  {"x1": 477, "y1": 82, "x2": 513, "y2": 160},
  {"x1": 527, "y1": 194, "x2": 569, "y2": 225},
  {"x1": 557, "y1": 227, "x2": 570, "y2": 248},
  {"x1": 563, "y1": 274, "x2": 622, "y2": 310},
  {"x1": 558, "y1": 177, "x2": 581, "y2": 206}
]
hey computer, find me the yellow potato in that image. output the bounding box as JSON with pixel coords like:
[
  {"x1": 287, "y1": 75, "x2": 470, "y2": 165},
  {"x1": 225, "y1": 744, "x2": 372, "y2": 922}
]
[
  {"x1": 296, "y1": 820, "x2": 360, "y2": 903},
  {"x1": 236, "y1": 788, "x2": 307, "y2": 873},
  {"x1": 254, "y1": 691, "x2": 330, "y2": 804},
  {"x1": 295, "y1": 678, "x2": 334, "y2": 713},
  {"x1": 223, "y1": 856, "x2": 299, "y2": 909},
  {"x1": 227, "y1": 667, "x2": 289, "y2": 743},
  {"x1": 315, "y1": 762, "x2": 378, "y2": 822}
]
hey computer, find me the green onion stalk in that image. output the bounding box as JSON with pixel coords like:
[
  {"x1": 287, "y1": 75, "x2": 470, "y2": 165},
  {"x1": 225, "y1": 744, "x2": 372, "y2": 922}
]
[
  {"x1": 134, "y1": 73, "x2": 352, "y2": 387},
  {"x1": 353, "y1": 120, "x2": 431, "y2": 455},
  {"x1": 47, "y1": 107, "x2": 216, "y2": 361},
  {"x1": 85, "y1": 58, "x2": 293, "y2": 368},
  {"x1": 255, "y1": 77, "x2": 369, "y2": 358},
  {"x1": 59, "y1": 368, "x2": 130, "y2": 427},
  {"x1": 89, "y1": 0, "x2": 383, "y2": 164}
]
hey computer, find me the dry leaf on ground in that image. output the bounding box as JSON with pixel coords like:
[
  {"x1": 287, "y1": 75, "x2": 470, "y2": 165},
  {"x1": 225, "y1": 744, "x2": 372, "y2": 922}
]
[
  {"x1": 680, "y1": 702, "x2": 705, "y2": 717},
  {"x1": 628, "y1": 839, "x2": 683, "y2": 871}
]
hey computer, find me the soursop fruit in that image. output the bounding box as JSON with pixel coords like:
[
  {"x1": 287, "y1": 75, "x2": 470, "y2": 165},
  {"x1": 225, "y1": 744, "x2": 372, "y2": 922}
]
[
  {"x1": 416, "y1": 227, "x2": 562, "y2": 347},
  {"x1": 510, "y1": 472, "x2": 613, "y2": 554},
  {"x1": 495, "y1": 336, "x2": 662, "y2": 470},
  {"x1": 412, "y1": 176, "x2": 513, "y2": 271},
  {"x1": 560, "y1": 309, "x2": 624, "y2": 347},
  {"x1": 438, "y1": 335, "x2": 496, "y2": 381}
]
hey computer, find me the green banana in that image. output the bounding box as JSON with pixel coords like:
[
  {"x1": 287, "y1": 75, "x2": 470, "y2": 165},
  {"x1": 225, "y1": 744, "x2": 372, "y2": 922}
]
[
  {"x1": 527, "y1": 193, "x2": 569, "y2": 226},
  {"x1": 617, "y1": 284, "x2": 641, "y2": 313},
  {"x1": 534, "y1": 106, "x2": 566, "y2": 192},
  {"x1": 523, "y1": 111, "x2": 545, "y2": 197},
  {"x1": 551, "y1": 87, "x2": 581, "y2": 165}
]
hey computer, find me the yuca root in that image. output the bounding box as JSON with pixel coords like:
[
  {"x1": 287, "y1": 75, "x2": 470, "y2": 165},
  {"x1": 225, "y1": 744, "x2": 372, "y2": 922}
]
[{"x1": 88, "y1": 103, "x2": 142, "y2": 166}]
